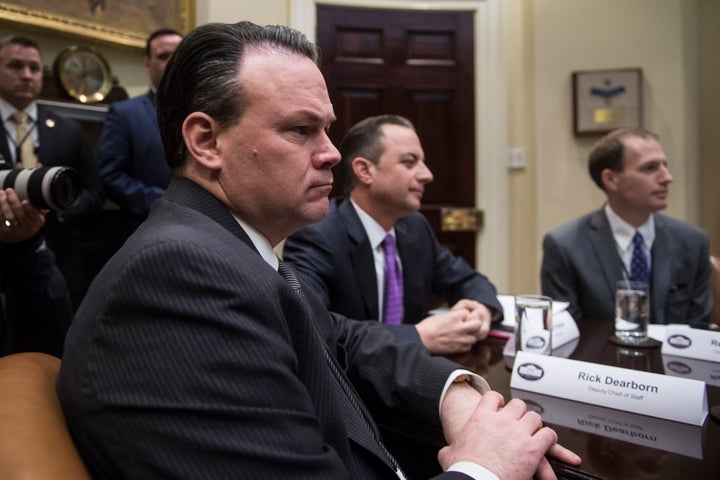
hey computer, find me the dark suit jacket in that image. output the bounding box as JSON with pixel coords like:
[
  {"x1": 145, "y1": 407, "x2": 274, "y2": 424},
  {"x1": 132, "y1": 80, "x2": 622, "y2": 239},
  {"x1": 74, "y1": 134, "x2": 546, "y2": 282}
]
[
  {"x1": 0, "y1": 105, "x2": 103, "y2": 308},
  {"x1": 541, "y1": 207, "x2": 711, "y2": 327},
  {"x1": 58, "y1": 177, "x2": 474, "y2": 479},
  {"x1": 283, "y1": 197, "x2": 502, "y2": 343},
  {"x1": 97, "y1": 91, "x2": 173, "y2": 240},
  {"x1": 0, "y1": 232, "x2": 72, "y2": 357}
]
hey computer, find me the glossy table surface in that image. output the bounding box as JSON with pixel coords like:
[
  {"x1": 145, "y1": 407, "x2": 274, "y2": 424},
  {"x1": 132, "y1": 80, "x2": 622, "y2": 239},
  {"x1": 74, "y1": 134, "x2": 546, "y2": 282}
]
[{"x1": 446, "y1": 320, "x2": 720, "y2": 480}]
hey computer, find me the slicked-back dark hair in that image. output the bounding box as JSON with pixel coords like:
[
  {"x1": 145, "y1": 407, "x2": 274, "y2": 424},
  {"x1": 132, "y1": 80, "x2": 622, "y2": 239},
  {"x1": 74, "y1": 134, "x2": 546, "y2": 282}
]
[
  {"x1": 145, "y1": 28, "x2": 182, "y2": 57},
  {"x1": 337, "y1": 114, "x2": 415, "y2": 194},
  {"x1": 156, "y1": 21, "x2": 320, "y2": 169},
  {"x1": 588, "y1": 127, "x2": 660, "y2": 190}
]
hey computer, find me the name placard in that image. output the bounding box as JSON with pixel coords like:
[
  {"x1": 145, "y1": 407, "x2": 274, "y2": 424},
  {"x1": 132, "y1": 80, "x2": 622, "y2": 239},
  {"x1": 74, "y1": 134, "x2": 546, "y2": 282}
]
[
  {"x1": 510, "y1": 351, "x2": 708, "y2": 425},
  {"x1": 661, "y1": 325, "x2": 720, "y2": 362},
  {"x1": 510, "y1": 389, "x2": 703, "y2": 458}
]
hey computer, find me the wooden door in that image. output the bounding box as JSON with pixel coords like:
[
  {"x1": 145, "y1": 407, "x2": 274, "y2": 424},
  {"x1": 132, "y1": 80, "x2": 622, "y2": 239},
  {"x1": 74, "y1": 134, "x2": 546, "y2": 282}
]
[{"x1": 317, "y1": 5, "x2": 479, "y2": 267}]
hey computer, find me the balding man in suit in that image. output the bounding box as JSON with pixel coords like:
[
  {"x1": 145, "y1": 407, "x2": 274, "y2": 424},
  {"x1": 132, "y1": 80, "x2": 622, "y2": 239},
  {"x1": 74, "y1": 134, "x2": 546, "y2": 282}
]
[{"x1": 59, "y1": 21, "x2": 579, "y2": 479}]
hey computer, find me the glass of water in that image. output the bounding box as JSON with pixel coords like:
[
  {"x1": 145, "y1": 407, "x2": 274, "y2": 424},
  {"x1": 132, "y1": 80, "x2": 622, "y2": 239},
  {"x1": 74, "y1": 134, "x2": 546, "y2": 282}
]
[
  {"x1": 515, "y1": 295, "x2": 553, "y2": 355},
  {"x1": 614, "y1": 280, "x2": 649, "y2": 344}
]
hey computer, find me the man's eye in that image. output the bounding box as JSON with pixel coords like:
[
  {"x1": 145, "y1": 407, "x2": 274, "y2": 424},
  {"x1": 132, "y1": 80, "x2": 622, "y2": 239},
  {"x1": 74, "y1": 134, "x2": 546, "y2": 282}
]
[{"x1": 294, "y1": 126, "x2": 309, "y2": 135}]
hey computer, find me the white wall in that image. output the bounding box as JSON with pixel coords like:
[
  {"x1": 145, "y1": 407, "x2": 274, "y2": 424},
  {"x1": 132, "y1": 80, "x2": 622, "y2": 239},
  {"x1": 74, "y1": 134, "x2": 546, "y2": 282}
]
[{"x1": 532, "y1": 0, "x2": 697, "y2": 242}]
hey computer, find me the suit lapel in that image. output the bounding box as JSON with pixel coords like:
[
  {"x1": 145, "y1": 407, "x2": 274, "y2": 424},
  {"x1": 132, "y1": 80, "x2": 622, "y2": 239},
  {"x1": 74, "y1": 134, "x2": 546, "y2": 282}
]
[
  {"x1": 394, "y1": 218, "x2": 417, "y2": 319},
  {"x1": 650, "y1": 214, "x2": 671, "y2": 323},
  {"x1": 35, "y1": 108, "x2": 57, "y2": 166},
  {"x1": 0, "y1": 121, "x2": 11, "y2": 168},
  {"x1": 588, "y1": 209, "x2": 623, "y2": 303},
  {"x1": 339, "y1": 200, "x2": 380, "y2": 319}
]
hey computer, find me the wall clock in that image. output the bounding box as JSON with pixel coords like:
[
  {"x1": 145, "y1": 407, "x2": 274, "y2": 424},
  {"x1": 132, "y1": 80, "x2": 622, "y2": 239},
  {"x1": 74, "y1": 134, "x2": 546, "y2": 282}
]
[{"x1": 54, "y1": 46, "x2": 113, "y2": 104}]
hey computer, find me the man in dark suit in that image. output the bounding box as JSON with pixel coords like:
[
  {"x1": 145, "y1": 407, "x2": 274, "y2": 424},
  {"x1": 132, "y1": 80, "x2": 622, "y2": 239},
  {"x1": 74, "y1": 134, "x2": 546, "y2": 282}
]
[
  {"x1": 0, "y1": 35, "x2": 102, "y2": 311},
  {"x1": 284, "y1": 115, "x2": 502, "y2": 355},
  {"x1": 0, "y1": 187, "x2": 72, "y2": 357},
  {"x1": 58, "y1": 22, "x2": 579, "y2": 479},
  {"x1": 541, "y1": 128, "x2": 711, "y2": 326},
  {"x1": 97, "y1": 28, "x2": 182, "y2": 244}
]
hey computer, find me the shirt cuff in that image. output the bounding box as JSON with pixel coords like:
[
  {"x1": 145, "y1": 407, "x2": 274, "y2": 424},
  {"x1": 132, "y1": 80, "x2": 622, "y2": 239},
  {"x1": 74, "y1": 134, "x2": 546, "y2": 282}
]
[
  {"x1": 448, "y1": 461, "x2": 500, "y2": 480},
  {"x1": 439, "y1": 369, "x2": 491, "y2": 417}
]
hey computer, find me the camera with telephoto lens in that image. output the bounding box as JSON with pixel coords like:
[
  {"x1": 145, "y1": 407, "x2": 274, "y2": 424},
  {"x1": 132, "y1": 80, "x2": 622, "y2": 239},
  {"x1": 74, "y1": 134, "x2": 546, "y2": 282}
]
[{"x1": 0, "y1": 166, "x2": 80, "y2": 210}]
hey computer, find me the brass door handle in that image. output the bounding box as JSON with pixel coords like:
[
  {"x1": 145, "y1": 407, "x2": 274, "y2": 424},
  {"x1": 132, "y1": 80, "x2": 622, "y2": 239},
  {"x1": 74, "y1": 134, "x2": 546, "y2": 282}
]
[{"x1": 440, "y1": 207, "x2": 484, "y2": 232}]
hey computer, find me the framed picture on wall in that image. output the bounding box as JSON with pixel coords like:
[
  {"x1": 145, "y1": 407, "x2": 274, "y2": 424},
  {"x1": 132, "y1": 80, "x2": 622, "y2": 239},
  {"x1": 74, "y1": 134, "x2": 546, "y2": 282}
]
[
  {"x1": 0, "y1": 0, "x2": 194, "y2": 51},
  {"x1": 572, "y1": 68, "x2": 643, "y2": 134}
]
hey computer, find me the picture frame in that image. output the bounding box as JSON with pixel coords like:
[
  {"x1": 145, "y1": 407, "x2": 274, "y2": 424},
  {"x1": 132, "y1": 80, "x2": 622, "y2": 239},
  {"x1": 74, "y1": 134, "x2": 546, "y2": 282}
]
[
  {"x1": 0, "y1": 0, "x2": 194, "y2": 51},
  {"x1": 572, "y1": 68, "x2": 643, "y2": 134}
]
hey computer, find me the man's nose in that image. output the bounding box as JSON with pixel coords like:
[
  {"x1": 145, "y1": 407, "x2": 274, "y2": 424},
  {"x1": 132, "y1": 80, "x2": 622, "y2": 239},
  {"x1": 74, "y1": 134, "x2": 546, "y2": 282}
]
[
  {"x1": 418, "y1": 162, "x2": 433, "y2": 183},
  {"x1": 660, "y1": 164, "x2": 673, "y2": 183}
]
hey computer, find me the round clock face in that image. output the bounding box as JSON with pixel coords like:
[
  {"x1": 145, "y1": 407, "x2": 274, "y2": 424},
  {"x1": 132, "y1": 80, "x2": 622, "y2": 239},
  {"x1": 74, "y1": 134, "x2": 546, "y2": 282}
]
[{"x1": 54, "y1": 46, "x2": 112, "y2": 103}]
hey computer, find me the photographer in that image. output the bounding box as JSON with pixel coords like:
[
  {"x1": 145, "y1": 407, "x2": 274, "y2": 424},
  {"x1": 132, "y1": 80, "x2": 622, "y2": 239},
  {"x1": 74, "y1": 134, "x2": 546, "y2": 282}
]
[
  {"x1": 0, "y1": 187, "x2": 72, "y2": 357},
  {"x1": 0, "y1": 35, "x2": 103, "y2": 310}
]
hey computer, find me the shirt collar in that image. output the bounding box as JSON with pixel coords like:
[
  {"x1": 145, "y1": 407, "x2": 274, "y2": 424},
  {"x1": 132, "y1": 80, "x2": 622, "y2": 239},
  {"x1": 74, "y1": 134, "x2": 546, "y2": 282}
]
[
  {"x1": 350, "y1": 198, "x2": 395, "y2": 249},
  {"x1": 604, "y1": 204, "x2": 655, "y2": 251},
  {"x1": 230, "y1": 212, "x2": 279, "y2": 270},
  {"x1": 0, "y1": 98, "x2": 37, "y2": 123}
]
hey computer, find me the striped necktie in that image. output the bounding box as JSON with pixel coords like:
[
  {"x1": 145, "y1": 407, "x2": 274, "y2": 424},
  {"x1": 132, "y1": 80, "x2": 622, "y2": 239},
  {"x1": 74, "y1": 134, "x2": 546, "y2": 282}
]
[{"x1": 382, "y1": 234, "x2": 403, "y2": 324}]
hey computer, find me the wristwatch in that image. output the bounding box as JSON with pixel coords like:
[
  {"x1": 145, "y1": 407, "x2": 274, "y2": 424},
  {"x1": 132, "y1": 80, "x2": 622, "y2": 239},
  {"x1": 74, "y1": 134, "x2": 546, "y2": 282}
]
[{"x1": 54, "y1": 46, "x2": 113, "y2": 103}]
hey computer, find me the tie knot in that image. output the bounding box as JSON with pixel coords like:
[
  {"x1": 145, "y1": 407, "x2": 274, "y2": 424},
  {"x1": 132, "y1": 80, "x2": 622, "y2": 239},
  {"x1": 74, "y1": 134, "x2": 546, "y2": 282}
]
[
  {"x1": 10, "y1": 110, "x2": 28, "y2": 125},
  {"x1": 382, "y1": 234, "x2": 396, "y2": 255},
  {"x1": 632, "y1": 231, "x2": 644, "y2": 248}
]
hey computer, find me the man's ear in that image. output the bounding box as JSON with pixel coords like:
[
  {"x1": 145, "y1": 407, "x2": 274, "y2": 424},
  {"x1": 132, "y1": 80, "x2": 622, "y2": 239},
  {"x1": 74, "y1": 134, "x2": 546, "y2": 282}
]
[
  {"x1": 601, "y1": 168, "x2": 618, "y2": 192},
  {"x1": 352, "y1": 157, "x2": 375, "y2": 186},
  {"x1": 182, "y1": 112, "x2": 222, "y2": 171}
]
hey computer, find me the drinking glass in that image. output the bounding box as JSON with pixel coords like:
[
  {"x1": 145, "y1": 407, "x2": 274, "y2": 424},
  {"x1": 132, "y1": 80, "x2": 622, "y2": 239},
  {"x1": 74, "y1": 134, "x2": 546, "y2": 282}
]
[
  {"x1": 515, "y1": 295, "x2": 553, "y2": 355},
  {"x1": 614, "y1": 280, "x2": 649, "y2": 344}
]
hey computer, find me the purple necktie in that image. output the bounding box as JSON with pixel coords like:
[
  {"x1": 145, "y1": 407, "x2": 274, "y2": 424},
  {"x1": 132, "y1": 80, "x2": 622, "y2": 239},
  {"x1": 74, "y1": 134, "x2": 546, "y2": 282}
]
[
  {"x1": 382, "y1": 234, "x2": 403, "y2": 324},
  {"x1": 630, "y1": 231, "x2": 650, "y2": 284}
]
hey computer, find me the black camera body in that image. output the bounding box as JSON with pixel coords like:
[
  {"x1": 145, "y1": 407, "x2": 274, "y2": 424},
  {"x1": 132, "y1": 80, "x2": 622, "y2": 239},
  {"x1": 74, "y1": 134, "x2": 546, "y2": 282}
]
[{"x1": 0, "y1": 166, "x2": 80, "y2": 210}]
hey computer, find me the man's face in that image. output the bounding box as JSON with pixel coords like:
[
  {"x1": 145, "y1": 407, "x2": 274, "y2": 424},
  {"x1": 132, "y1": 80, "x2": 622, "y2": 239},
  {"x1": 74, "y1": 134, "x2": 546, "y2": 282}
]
[
  {"x1": 0, "y1": 43, "x2": 42, "y2": 110},
  {"x1": 605, "y1": 135, "x2": 673, "y2": 218},
  {"x1": 145, "y1": 34, "x2": 182, "y2": 89},
  {"x1": 215, "y1": 47, "x2": 340, "y2": 245},
  {"x1": 368, "y1": 124, "x2": 433, "y2": 219}
]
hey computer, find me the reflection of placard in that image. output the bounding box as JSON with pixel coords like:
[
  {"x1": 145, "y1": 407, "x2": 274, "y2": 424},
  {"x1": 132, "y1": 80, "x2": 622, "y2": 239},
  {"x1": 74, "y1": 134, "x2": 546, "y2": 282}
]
[
  {"x1": 663, "y1": 354, "x2": 720, "y2": 387},
  {"x1": 573, "y1": 68, "x2": 642, "y2": 134},
  {"x1": 510, "y1": 389, "x2": 703, "y2": 458}
]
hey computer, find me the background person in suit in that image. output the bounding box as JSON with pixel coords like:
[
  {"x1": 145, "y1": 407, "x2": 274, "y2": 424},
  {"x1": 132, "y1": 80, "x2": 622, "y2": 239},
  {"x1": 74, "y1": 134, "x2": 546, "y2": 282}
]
[
  {"x1": 0, "y1": 187, "x2": 72, "y2": 357},
  {"x1": 97, "y1": 28, "x2": 182, "y2": 245},
  {"x1": 541, "y1": 128, "x2": 711, "y2": 326},
  {"x1": 58, "y1": 22, "x2": 579, "y2": 479},
  {"x1": 0, "y1": 35, "x2": 103, "y2": 310},
  {"x1": 284, "y1": 115, "x2": 502, "y2": 355}
]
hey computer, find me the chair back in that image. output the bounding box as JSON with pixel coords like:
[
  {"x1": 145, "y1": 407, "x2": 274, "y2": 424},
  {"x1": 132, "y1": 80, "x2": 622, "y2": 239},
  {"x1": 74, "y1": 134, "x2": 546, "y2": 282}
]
[
  {"x1": 711, "y1": 255, "x2": 720, "y2": 327},
  {"x1": 0, "y1": 352, "x2": 91, "y2": 480}
]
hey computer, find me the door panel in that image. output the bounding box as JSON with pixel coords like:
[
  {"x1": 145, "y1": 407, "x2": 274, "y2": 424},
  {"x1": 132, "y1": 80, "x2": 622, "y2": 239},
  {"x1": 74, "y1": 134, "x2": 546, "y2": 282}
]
[{"x1": 317, "y1": 4, "x2": 478, "y2": 266}]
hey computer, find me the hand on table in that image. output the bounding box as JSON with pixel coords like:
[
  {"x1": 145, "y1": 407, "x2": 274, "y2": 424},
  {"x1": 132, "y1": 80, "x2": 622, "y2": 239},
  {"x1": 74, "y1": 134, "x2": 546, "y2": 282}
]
[
  {"x1": 416, "y1": 299, "x2": 493, "y2": 354},
  {"x1": 440, "y1": 385, "x2": 581, "y2": 480}
]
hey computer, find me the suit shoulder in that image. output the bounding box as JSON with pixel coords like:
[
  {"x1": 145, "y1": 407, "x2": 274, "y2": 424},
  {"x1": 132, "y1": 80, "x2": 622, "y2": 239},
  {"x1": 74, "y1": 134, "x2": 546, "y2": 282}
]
[
  {"x1": 543, "y1": 211, "x2": 597, "y2": 243},
  {"x1": 655, "y1": 214, "x2": 708, "y2": 243}
]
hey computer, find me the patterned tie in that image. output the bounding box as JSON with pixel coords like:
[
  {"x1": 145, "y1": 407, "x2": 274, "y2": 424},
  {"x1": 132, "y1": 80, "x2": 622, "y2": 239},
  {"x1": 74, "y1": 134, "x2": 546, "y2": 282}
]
[
  {"x1": 382, "y1": 234, "x2": 403, "y2": 325},
  {"x1": 277, "y1": 259, "x2": 407, "y2": 478},
  {"x1": 630, "y1": 231, "x2": 650, "y2": 284},
  {"x1": 10, "y1": 110, "x2": 37, "y2": 168}
]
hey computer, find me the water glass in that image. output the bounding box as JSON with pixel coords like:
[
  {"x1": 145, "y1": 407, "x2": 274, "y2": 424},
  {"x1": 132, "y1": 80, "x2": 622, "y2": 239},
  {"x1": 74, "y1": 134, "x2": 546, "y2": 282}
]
[
  {"x1": 515, "y1": 295, "x2": 553, "y2": 355},
  {"x1": 614, "y1": 280, "x2": 649, "y2": 344}
]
